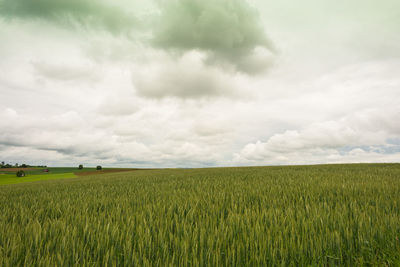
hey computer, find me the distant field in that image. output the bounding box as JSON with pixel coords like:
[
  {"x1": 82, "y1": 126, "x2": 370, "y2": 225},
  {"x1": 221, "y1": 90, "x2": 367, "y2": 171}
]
[
  {"x1": 0, "y1": 167, "x2": 38, "y2": 172},
  {"x1": 0, "y1": 164, "x2": 399, "y2": 265},
  {"x1": 0, "y1": 167, "x2": 137, "y2": 185},
  {"x1": 0, "y1": 173, "x2": 76, "y2": 185}
]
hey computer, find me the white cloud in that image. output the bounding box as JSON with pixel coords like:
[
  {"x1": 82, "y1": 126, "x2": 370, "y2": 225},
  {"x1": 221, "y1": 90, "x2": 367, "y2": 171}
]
[
  {"x1": 1, "y1": 1, "x2": 400, "y2": 167},
  {"x1": 132, "y1": 51, "x2": 246, "y2": 99},
  {"x1": 234, "y1": 108, "x2": 400, "y2": 165}
]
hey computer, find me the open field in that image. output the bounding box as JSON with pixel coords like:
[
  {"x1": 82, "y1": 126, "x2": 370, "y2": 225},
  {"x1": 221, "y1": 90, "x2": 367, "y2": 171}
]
[
  {"x1": 0, "y1": 167, "x2": 38, "y2": 172},
  {"x1": 0, "y1": 167, "x2": 139, "y2": 185},
  {"x1": 75, "y1": 168, "x2": 144, "y2": 176},
  {"x1": 0, "y1": 164, "x2": 400, "y2": 265},
  {"x1": 0, "y1": 173, "x2": 77, "y2": 185}
]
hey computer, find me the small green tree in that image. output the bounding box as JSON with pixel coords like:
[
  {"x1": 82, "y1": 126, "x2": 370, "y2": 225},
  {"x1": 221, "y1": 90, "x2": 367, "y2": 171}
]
[
  {"x1": 96, "y1": 165, "x2": 102, "y2": 170},
  {"x1": 16, "y1": 170, "x2": 25, "y2": 177},
  {"x1": 78, "y1": 164, "x2": 83, "y2": 170}
]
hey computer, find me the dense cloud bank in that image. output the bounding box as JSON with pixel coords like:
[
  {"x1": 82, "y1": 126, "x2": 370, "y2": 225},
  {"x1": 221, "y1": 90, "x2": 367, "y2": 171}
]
[
  {"x1": 0, "y1": 0, "x2": 399, "y2": 166},
  {"x1": 152, "y1": 0, "x2": 274, "y2": 73},
  {"x1": 0, "y1": 0, "x2": 138, "y2": 34}
]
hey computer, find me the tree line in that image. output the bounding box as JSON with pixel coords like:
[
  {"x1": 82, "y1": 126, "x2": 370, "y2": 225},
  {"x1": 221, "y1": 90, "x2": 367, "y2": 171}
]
[{"x1": 0, "y1": 162, "x2": 47, "y2": 168}]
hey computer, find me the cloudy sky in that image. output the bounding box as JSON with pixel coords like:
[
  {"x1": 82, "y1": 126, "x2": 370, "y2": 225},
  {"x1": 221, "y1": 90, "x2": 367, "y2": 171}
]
[{"x1": 1, "y1": 0, "x2": 399, "y2": 167}]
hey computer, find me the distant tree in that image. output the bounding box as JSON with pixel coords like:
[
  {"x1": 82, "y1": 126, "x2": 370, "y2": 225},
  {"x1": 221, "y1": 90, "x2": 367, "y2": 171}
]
[
  {"x1": 1, "y1": 161, "x2": 4, "y2": 166},
  {"x1": 78, "y1": 164, "x2": 83, "y2": 170},
  {"x1": 96, "y1": 165, "x2": 102, "y2": 170},
  {"x1": 15, "y1": 163, "x2": 18, "y2": 167},
  {"x1": 5, "y1": 164, "x2": 12, "y2": 168},
  {"x1": 16, "y1": 170, "x2": 25, "y2": 177},
  {"x1": 21, "y1": 164, "x2": 27, "y2": 168}
]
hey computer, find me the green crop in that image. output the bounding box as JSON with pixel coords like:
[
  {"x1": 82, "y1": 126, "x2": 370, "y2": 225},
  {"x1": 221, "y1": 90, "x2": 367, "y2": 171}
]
[
  {"x1": 0, "y1": 172, "x2": 77, "y2": 185},
  {"x1": 0, "y1": 164, "x2": 399, "y2": 266}
]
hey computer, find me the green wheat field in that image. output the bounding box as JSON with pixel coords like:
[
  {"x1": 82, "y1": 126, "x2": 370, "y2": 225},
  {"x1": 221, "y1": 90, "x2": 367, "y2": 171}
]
[{"x1": 1, "y1": 164, "x2": 400, "y2": 266}]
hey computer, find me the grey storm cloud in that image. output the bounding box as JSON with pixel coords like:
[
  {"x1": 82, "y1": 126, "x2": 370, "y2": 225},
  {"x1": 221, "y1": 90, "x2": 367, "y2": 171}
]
[
  {"x1": 0, "y1": 0, "x2": 275, "y2": 74},
  {"x1": 1, "y1": 0, "x2": 400, "y2": 167},
  {"x1": 135, "y1": 70, "x2": 227, "y2": 99},
  {"x1": 152, "y1": 0, "x2": 275, "y2": 73},
  {"x1": 32, "y1": 61, "x2": 100, "y2": 82},
  {"x1": 0, "y1": 0, "x2": 138, "y2": 34},
  {"x1": 132, "y1": 51, "x2": 243, "y2": 99}
]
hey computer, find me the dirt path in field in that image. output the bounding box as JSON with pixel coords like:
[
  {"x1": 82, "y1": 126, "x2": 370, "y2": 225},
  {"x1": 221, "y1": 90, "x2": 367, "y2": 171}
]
[{"x1": 75, "y1": 169, "x2": 143, "y2": 176}]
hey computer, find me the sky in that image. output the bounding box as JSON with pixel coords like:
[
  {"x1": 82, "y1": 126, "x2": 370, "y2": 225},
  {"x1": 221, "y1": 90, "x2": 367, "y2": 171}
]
[{"x1": 0, "y1": 0, "x2": 399, "y2": 167}]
